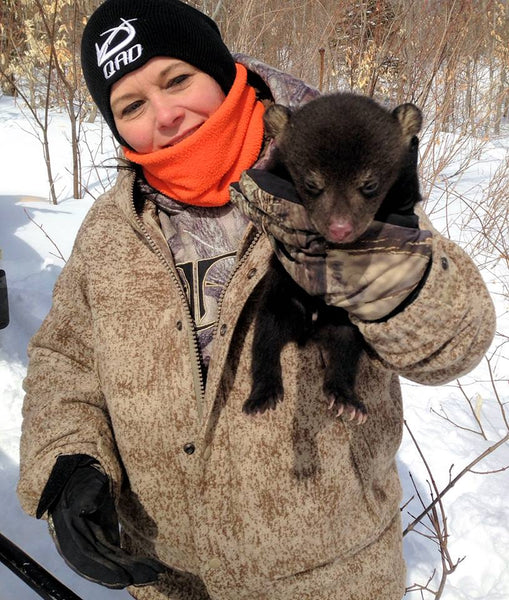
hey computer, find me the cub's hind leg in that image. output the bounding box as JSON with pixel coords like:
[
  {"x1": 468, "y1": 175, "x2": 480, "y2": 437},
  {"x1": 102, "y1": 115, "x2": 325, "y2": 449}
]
[{"x1": 317, "y1": 309, "x2": 367, "y2": 425}]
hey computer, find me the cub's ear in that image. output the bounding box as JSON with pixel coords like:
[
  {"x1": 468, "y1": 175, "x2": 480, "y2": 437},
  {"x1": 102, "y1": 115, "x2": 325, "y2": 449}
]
[
  {"x1": 263, "y1": 104, "x2": 292, "y2": 141},
  {"x1": 393, "y1": 103, "x2": 423, "y2": 143}
]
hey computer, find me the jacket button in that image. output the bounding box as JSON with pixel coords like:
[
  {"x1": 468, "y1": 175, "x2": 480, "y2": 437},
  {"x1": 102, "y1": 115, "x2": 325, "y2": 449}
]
[
  {"x1": 247, "y1": 268, "x2": 257, "y2": 279},
  {"x1": 176, "y1": 320, "x2": 183, "y2": 330},
  {"x1": 207, "y1": 557, "x2": 221, "y2": 570},
  {"x1": 183, "y1": 443, "x2": 195, "y2": 455},
  {"x1": 219, "y1": 324, "x2": 227, "y2": 336},
  {"x1": 441, "y1": 257, "x2": 449, "y2": 270}
]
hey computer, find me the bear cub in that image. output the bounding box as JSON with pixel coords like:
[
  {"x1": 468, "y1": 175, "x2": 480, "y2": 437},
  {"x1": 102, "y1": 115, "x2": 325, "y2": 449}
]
[{"x1": 242, "y1": 93, "x2": 423, "y2": 423}]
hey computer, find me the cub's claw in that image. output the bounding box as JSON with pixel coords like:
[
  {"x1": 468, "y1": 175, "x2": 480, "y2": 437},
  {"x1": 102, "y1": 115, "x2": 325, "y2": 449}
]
[{"x1": 328, "y1": 395, "x2": 367, "y2": 425}]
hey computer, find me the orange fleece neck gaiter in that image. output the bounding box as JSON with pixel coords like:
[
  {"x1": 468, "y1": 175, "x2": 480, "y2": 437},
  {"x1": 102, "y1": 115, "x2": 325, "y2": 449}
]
[{"x1": 123, "y1": 64, "x2": 265, "y2": 207}]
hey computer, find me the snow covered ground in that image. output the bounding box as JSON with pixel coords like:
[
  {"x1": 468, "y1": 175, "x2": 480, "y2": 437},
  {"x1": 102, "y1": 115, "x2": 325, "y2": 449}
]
[{"x1": 0, "y1": 93, "x2": 507, "y2": 599}]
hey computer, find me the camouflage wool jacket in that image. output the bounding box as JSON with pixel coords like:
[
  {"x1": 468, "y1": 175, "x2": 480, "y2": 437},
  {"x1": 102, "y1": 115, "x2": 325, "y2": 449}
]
[{"x1": 18, "y1": 56, "x2": 496, "y2": 600}]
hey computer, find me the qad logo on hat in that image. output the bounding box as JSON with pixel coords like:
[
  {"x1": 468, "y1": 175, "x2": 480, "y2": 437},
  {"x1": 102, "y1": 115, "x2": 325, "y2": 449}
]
[{"x1": 96, "y1": 18, "x2": 143, "y2": 80}]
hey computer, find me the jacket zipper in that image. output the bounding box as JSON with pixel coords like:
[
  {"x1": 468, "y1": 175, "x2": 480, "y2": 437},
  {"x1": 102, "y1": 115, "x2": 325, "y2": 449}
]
[
  {"x1": 211, "y1": 230, "x2": 262, "y2": 341},
  {"x1": 128, "y1": 181, "x2": 206, "y2": 419}
]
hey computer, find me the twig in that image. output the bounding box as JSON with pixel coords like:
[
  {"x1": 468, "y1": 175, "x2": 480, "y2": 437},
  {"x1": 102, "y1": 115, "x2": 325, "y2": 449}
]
[
  {"x1": 404, "y1": 420, "x2": 466, "y2": 597},
  {"x1": 23, "y1": 208, "x2": 66, "y2": 263},
  {"x1": 430, "y1": 403, "x2": 485, "y2": 439},
  {"x1": 486, "y1": 354, "x2": 509, "y2": 430},
  {"x1": 404, "y1": 427, "x2": 509, "y2": 536},
  {"x1": 470, "y1": 465, "x2": 509, "y2": 475}
]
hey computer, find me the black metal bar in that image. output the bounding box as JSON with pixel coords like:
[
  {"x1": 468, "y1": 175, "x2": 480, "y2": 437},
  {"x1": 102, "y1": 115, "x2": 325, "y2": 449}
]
[
  {"x1": 0, "y1": 531, "x2": 83, "y2": 600},
  {"x1": 0, "y1": 269, "x2": 9, "y2": 329}
]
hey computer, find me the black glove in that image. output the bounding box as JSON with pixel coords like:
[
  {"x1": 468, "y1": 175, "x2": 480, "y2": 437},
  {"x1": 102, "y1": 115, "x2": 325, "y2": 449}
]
[{"x1": 46, "y1": 459, "x2": 165, "y2": 589}]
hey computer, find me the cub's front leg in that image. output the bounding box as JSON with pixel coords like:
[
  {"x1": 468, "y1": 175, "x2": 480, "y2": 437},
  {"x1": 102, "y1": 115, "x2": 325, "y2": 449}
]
[{"x1": 243, "y1": 260, "x2": 310, "y2": 415}]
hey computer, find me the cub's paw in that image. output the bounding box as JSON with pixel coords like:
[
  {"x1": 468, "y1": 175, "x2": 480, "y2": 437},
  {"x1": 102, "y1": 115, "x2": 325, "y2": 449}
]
[
  {"x1": 327, "y1": 395, "x2": 368, "y2": 425},
  {"x1": 242, "y1": 386, "x2": 283, "y2": 415}
]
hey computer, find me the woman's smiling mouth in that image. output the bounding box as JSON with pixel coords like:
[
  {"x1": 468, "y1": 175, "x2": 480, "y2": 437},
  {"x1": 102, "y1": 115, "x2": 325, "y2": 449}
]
[{"x1": 166, "y1": 124, "x2": 202, "y2": 147}]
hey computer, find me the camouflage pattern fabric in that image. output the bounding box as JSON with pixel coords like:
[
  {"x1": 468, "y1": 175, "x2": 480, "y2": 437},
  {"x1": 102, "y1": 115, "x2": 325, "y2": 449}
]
[
  {"x1": 230, "y1": 169, "x2": 433, "y2": 321},
  {"x1": 233, "y1": 53, "x2": 321, "y2": 111}
]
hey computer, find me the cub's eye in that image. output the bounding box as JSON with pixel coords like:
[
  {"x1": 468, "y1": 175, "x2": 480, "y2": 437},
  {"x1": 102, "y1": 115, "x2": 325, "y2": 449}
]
[
  {"x1": 303, "y1": 174, "x2": 324, "y2": 196},
  {"x1": 360, "y1": 178, "x2": 379, "y2": 197}
]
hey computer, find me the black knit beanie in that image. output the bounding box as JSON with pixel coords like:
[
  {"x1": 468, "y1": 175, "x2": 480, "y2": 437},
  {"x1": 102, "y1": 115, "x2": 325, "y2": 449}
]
[{"x1": 81, "y1": 0, "x2": 236, "y2": 145}]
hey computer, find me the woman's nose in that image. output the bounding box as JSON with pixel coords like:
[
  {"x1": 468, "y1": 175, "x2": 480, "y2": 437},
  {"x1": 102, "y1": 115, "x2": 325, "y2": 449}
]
[{"x1": 153, "y1": 97, "x2": 184, "y2": 129}]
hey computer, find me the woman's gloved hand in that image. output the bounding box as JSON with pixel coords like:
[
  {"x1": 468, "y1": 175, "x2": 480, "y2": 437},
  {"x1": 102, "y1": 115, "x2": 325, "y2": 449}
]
[
  {"x1": 230, "y1": 169, "x2": 433, "y2": 321},
  {"x1": 48, "y1": 462, "x2": 165, "y2": 589}
]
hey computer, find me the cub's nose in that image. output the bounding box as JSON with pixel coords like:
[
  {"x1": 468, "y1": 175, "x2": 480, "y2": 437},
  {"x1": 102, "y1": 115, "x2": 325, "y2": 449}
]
[{"x1": 328, "y1": 219, "x2": 354, "y2": 243}]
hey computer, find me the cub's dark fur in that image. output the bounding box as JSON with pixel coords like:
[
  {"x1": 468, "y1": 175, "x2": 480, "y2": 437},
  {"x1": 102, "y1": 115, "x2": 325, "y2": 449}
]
[{"x1": 242, "y1": 93, "x2": 423, "y2": 421}]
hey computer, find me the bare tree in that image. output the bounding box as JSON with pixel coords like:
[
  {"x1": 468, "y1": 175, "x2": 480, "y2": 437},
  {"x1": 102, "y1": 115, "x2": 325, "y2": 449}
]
[{"x1": 0, "y1": 0, "x2": 100, "y2": 203}]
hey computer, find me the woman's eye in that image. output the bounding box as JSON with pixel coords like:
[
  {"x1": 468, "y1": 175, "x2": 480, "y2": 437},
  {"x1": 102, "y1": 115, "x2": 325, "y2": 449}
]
[
  {"x1": 167, "y1": 74, "x2": 190, "y2": 88},
  {"x1": 121, "y1": 100, "x2": 143, "y2": 117}
]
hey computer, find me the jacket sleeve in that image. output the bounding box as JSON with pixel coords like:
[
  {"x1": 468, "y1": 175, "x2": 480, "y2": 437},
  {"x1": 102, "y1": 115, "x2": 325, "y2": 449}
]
[
  {"x1": 230, "y1": 170, "x2": 495, "y2": 383},
  {"x1": 352, "y1": 209, "x2": 496, "y2": 384},
  {"x1": 17, "y1": 219, "x2": 124, "y2": 518}
]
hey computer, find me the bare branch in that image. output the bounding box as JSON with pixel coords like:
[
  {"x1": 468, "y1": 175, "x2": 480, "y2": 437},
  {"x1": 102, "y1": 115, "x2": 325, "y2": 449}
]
[
  {"x1": 404, "y1": 427, "x2": 509, "y2": 536},
  {"x1": 23, "y1": 209, "x2": 67, "y2": 263}
]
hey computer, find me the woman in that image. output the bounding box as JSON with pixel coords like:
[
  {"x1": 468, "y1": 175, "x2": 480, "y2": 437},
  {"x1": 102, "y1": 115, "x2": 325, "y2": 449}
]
[{"x1": 17, "y1": 1, "x2": 496, "y2": 599}]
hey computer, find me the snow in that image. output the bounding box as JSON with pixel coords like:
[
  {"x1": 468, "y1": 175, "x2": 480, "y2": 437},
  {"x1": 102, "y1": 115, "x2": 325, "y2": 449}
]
[{"x1": 0, "y1": 93, "x2": 508, "y2": 599}]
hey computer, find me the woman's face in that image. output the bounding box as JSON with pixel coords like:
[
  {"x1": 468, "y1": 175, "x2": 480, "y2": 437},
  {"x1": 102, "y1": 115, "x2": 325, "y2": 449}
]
[{"x1": 110, "y1": 56, "x2": 226, "y2": 153}]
